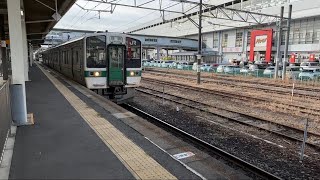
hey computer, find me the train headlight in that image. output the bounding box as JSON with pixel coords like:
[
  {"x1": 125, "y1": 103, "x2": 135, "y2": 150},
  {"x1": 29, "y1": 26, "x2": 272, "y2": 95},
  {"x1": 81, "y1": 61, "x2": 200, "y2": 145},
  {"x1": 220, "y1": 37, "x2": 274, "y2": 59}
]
[
  {"x1": 94, "y1": 71, "x2": 100, "y2": 77},
  {"x1": 130, "y1": 71, "x2": 135, "y2": 76}
]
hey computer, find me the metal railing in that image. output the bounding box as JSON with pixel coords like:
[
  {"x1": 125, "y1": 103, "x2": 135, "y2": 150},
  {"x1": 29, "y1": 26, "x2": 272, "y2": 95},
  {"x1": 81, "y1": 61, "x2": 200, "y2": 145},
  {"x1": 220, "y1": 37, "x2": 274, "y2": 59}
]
[{"x1": 0, "y1": 79, "x2": 12, "y2": 160}]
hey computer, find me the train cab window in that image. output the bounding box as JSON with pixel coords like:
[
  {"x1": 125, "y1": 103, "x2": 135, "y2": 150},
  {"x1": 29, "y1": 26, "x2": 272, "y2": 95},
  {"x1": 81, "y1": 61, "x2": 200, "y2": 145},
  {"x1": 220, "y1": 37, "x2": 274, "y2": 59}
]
[
  {"x1": 86, "y1": 35, "x2": 106, "y2": 68},
  {"x1": 126, "y1": 37, "x2": 141, "y2": 59},
  {"x1": 126, "y1": 37, "x2": 142, "y2": 68}
]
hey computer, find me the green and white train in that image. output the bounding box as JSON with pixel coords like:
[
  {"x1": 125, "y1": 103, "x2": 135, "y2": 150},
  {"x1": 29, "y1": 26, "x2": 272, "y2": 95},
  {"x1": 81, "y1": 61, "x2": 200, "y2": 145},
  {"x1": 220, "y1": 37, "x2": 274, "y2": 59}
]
[{"x1": 42, "y1": 32, "x2": 142, "y2": 101}]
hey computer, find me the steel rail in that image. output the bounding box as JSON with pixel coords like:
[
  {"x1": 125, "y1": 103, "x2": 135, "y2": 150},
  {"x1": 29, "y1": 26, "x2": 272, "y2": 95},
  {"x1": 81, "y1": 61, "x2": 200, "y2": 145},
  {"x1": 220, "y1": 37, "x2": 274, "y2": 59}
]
[
  {"x1": 144, "y1": 68, "x2": 320, "y2": 96},
  {"x1": 135, "y1": 86, "x2": 320, "y2": 148},
  {"x1": 142, "y1": 77, "x2": 320, "y2": 117},
  {"x1": 144, "y1": 69, "x2": 320, "y2": 99},
  {"x1": 123, "y1": 103, "x2": 282, "y2": 180}
]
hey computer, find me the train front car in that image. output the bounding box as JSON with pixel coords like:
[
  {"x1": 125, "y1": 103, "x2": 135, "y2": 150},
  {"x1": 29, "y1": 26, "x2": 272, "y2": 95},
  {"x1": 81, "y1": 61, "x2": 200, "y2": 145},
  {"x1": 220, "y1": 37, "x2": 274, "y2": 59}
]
[
  {"x1": 85, "y1": 33, "x2": 127, "y2": 99},
  {"x1": 124, "y1": 36, "x2": 142, "y2": 100},
  {"x1": 85, "y1": 34, "x2": 109, "y2": 91}
]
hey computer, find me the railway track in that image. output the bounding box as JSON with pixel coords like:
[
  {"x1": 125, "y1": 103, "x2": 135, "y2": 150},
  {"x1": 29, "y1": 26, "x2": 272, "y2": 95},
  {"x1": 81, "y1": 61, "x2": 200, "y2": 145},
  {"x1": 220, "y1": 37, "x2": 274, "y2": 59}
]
[
  {"x1": 142, "y1": 77, "x2": 320, "y2": 118},
  {"x1": 135, "y1": 86, "x2": 320, "y2": 148},
  {"x1": 122, "y1": 103, "x2": 282, "y2": 180},
  {"x1": 144, "y1": 68, "x2": 320, "y2": 99}
]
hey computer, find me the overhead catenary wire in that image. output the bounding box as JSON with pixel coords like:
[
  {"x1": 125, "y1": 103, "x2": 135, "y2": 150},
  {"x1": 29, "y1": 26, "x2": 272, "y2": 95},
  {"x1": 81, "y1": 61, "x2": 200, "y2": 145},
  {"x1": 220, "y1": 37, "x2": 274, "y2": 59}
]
[
  {"x1": 61, "y1": 1, "x2": 90, "y2": 29},
  {"x1": 110, "y1": 1, "x2": 181, "y2": 31},
  {"x1": 68, "y1": 1, "x2": 103, "y2": 29},
  {"x1": 123, "y1": 1, "x2": 198, "y2": 33}
]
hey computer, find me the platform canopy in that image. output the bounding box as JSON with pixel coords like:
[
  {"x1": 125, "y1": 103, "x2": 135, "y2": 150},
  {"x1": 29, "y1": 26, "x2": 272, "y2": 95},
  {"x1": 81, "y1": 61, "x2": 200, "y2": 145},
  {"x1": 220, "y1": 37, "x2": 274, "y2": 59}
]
[{"x1": 0, "y1": 0, "x2": 76, "y2": 46}]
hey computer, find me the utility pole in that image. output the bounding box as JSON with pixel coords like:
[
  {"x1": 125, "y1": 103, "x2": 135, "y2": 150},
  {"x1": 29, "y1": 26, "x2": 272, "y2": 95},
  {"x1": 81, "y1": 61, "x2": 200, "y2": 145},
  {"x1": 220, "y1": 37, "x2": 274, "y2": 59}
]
[
  {"x1": 197, "y1": 0, "x2": 202, "y2": 84},
  {"x1": 282, "y1": 5, "x2": 292, "y2": 80},
  {"x1": 275, "y1": 6, "x2": 284, "y2": 79}
]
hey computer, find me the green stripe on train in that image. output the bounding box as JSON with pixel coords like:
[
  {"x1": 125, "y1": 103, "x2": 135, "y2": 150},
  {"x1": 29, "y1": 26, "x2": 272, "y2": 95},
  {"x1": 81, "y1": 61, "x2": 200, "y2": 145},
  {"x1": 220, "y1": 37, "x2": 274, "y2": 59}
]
[{"x1": 84, "y1": 71, "x2": 107, "y2": 77}]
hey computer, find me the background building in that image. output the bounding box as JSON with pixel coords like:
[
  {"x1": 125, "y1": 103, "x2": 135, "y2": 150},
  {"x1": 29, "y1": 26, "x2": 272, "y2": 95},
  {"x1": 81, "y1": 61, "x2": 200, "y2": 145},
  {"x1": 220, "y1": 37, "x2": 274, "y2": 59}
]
[{"x1": 128, "y1": 0, "x2": 320, "y2": 63}]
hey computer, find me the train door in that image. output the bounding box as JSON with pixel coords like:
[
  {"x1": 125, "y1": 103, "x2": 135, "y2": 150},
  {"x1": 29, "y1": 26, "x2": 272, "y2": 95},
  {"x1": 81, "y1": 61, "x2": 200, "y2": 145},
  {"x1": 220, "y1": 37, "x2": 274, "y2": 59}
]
[
  {"x1": 79, "y1": 48, "x2": 84, "y2": 81},
  {"x1": 107, "y1": 45, "x2": 126, "y2": 86},
  {"x1": 71, "y1": 48, "x2": 74, "y2": 78},
  {"x1": 59, "y1": 51, "x2": 62, "y2": 71}
]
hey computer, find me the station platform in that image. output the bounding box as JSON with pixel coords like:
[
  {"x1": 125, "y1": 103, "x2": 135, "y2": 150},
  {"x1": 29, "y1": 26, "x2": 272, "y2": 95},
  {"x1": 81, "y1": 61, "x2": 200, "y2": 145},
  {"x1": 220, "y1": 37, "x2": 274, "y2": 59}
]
[{"x1": 7, "y1": 64, "x2": 203, "y2": 179}]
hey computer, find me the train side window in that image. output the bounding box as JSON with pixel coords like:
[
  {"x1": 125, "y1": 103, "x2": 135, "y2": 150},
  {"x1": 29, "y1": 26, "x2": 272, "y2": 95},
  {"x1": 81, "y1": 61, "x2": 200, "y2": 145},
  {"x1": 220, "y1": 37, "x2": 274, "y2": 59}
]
[
  {"x1": 66, "y1": 51, "x2": 69, "y2": 64},
  {"x1": 86, "y1": 35, "x2": 106, "y2": 68},
  {"x1": 76, "y1": 51, "x2": 79, "y2": 64},
  {"x1": 63, "y1": 51, "x2": 66, "y2": 64}
]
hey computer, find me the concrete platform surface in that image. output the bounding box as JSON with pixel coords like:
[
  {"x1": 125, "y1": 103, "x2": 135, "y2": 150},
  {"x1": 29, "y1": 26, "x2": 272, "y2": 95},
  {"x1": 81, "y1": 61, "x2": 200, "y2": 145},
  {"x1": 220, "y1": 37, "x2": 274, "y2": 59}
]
[
  {"x1": 9, "y1": 64, "x2": 201, "y2": 179},
  {"x1": 9, "y1": 66, "x2": 135, "y2": 179}
]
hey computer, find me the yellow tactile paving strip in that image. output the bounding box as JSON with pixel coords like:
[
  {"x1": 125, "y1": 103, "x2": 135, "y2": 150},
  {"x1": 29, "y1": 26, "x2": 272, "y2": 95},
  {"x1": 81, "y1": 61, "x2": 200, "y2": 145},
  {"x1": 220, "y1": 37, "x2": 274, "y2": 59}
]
[{"x1": 37, "y1": 63, "x2": 176, "y2": 180}]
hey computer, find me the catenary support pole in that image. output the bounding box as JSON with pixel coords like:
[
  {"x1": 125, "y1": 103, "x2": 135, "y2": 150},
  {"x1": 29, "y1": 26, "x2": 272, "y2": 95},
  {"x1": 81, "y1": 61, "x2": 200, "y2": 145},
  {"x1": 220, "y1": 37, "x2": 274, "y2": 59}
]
[
  {"x1": 282, "y1": 5, "x2": 292, "y2": 80},
  {"x1": 275, "y1": 6, "x2": 284, "y2": 79},
  {"x1": 7, "y1": 0, "x2": 28, "y2": 125},
  {"x1": 0, "y1": 14, "x2": 8, "y2": 80},
  {"x1": 29, "y1": 44, "x2": 33, "y2": 66},
  {"x1": 197, "y1": 0, "x2": 202, "y2": 84}
]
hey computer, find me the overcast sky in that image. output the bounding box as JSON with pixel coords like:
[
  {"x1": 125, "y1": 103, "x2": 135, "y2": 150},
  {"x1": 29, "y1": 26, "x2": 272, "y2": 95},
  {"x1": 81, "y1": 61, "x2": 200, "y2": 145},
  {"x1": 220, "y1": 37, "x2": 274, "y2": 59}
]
[{"x1": 54, "y1": 0, "x2": 198, "y2": 33}]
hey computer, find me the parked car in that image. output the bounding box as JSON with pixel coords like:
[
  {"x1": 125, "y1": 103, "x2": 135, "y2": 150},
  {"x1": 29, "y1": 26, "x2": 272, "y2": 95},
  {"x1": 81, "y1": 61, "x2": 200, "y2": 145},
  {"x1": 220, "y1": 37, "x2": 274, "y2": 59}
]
[
  {"x1": 192, "y1": 62, "x2": 198, "y2": 71},
  {"x1": 207, "y1": 64, "x2": 219, "y2": 72},
  {"x1": 249, "y1": 64, "x2": 258, "y2": 71},
  {"x1": 240, "y1": 66, "x2": 250, "y2": 74},
  {"x1": 300, "y1": 62, "x2": 319, "y2": 69},
  {"x1": 299, "y1": 68, "x2": 320, "y2": 80},
  {"x1": 142, "y1": 59, "x2": 151, "y2": 67},
  {"x1": 177, "y1": 62, "x2": 188, "y2": 70},
  {"x1": 263, "y1": 66, "x2": 282, "y2": 77},
  {"x1": 224, "y1": 65, "x2": 241, "y2": 74},
  {"x1": 289, "y1": 62, "x2": 301, "y2": 67},
  {"x1": 200, "y1": 64, "x2": 211, "y2": 71},
  {"x1": 285, "y1": 66, "x2": 301, "y2": 79},
  {"x1": 152, "y1": 60, "x2": 163, "y2": 67},
  {"x1": 169, "y1": 61, "x2": 179, "y2": 68},
  {"x1": 161, "y1": 60, "x2": 175, "y2": 68},
  {"x1": 216, "y1": 65, "x2": 227, "y2": 73},
  {"x1": 157, "y1": 60, "x2": 164, "y2": 67}
]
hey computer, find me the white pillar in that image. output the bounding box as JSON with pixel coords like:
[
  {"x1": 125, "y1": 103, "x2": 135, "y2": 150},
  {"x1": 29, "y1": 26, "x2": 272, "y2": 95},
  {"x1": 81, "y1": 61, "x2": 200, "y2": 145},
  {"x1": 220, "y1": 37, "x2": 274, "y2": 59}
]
[
  {"x1": 7, "y1": 0, "x2": 28, "y2": 124},
  {"x1": 21, "y1": 15, "x2": 29, "y2": 80},
  {"x1": 29, "y1": 44, "x2": 33, "y2": 66}
]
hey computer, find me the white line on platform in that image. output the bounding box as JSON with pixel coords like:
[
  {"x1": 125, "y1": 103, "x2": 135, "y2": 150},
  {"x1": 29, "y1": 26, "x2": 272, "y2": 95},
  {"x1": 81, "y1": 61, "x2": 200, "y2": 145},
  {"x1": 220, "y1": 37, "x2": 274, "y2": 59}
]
[
  {"x1": 144, "y1": 137, "x2": 207, "y2": 180},
  {"x1": 0, "y1": 126, "x2": 17, "y2": 180}
]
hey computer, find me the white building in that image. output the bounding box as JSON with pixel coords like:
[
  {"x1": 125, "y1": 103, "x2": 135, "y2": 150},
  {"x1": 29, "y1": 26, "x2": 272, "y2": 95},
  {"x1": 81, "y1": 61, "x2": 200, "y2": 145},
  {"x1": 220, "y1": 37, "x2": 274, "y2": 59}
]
[{"x1": 129, "y1": 0, "x2": 320, "y2": 63}]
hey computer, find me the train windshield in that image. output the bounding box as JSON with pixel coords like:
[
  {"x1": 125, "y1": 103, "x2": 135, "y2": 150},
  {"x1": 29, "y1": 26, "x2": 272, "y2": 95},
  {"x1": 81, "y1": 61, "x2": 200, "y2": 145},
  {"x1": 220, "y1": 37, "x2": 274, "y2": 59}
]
[
  {"x1": 126, "y1": 37, "x2": 141, "y2": 68},
  {"x1": 86, "y1": 35, "x2": 107, "y2": 68}
]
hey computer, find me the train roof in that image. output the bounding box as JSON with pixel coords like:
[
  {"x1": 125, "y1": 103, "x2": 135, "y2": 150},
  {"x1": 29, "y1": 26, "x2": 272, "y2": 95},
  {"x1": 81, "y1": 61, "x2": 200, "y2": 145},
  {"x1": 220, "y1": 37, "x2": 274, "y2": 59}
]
[{"x1": 43, "y1": 32, "x2": 138, "y2": 52}]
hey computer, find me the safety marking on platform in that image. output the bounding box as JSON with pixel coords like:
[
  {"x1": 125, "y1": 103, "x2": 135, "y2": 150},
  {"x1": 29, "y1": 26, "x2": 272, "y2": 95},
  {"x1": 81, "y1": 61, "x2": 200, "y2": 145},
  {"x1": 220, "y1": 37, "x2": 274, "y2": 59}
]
[
  {"x1": 36, "y1": 63, "x2": 176, "y2": 180},
  {"x1": 113, "y1": 112, "x2": 137, "y2": 119},
  {"x1": 173, "y1": 152, "x2": 195, "y2": 160}
]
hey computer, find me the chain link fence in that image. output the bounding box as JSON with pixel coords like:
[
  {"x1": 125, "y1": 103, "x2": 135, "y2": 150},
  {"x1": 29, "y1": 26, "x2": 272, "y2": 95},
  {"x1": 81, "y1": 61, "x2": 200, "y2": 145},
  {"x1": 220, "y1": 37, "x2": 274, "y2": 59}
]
[{"x1": 143, "y1": 63, "x2": 320, "y2": 86}]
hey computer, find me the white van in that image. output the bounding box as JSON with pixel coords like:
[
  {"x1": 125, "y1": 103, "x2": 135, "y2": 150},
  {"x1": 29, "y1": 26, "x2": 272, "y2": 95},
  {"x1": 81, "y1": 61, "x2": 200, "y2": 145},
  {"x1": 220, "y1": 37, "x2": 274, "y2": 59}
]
[{"x1": 300, "y1": 62, "x2": 319, "y2": 69}]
